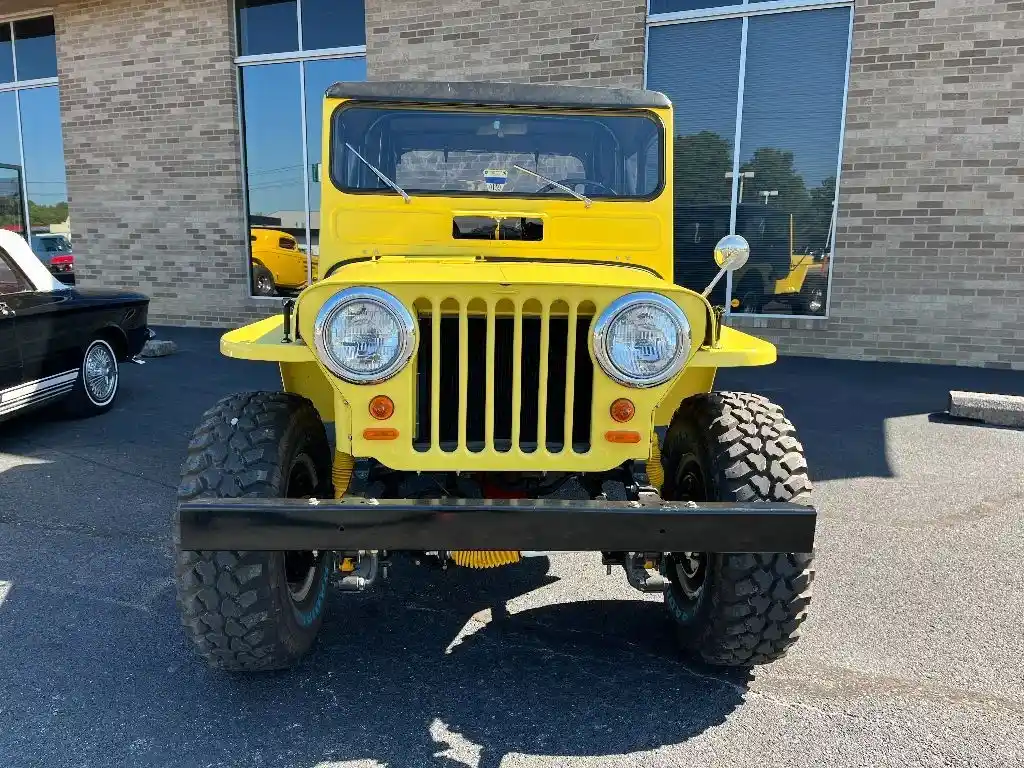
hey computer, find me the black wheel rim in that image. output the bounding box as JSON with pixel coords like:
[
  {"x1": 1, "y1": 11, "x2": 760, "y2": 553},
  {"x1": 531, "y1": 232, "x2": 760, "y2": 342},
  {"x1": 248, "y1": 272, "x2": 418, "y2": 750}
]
[
  {"x1": 671, "y1": 456, "x2": 709, "y2": 600},
  {"x1": 283, "y1": 452, "x2": 321, "y2": 602}
]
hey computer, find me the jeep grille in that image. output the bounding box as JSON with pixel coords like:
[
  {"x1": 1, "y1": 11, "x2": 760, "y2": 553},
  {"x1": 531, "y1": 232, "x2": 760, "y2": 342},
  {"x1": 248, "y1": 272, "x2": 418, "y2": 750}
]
[{"x1": 413, "y1": 298, "x2": 594, "y2": 455}]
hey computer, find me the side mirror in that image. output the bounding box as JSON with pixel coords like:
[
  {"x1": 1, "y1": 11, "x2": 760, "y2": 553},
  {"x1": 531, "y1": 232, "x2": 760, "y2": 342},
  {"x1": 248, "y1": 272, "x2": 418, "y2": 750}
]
[
  {"x1": 702, "y1": 234, "x2": 751, "y2": 299},
  {"x1": 713, "y1": 234, "x2": 750, "y2": 272}
]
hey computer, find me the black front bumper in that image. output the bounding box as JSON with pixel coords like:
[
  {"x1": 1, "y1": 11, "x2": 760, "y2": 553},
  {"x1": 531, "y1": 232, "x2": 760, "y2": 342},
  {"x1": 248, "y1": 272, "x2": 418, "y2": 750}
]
[{"x1": 178, "y1": 497, "x2": 816, "y2": 553}]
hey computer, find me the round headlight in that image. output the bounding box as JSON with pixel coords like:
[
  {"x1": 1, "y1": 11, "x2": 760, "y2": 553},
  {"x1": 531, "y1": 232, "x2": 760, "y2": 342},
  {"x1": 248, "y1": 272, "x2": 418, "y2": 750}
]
[
  {"x1": 593, "y1": 293, "x2": 691, "y2": 388},
  {"x1": 313, "y1": 287, "x2": 416, "y2": 384}
]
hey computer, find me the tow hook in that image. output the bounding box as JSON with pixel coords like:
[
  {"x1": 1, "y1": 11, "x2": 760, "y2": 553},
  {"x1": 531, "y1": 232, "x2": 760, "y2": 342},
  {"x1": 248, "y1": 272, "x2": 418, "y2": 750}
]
[
  {"x1": 334, "y1": 550, "x2": 384, "y2": 591},
  {"x1": 623, "y1": 552, "x2": 670, "y2": 593}
]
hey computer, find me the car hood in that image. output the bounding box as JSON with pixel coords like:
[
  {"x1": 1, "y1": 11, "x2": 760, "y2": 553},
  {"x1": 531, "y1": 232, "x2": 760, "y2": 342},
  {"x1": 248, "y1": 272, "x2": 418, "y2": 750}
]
[{"x1": 69, "y1": 288, "x2": 150, "y2": 305}]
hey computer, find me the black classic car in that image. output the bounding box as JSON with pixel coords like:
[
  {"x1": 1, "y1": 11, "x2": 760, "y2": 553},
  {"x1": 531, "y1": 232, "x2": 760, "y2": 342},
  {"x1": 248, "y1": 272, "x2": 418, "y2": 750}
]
[{"x1": 0, "y1": 230, "x2": 150, "y2": 422}]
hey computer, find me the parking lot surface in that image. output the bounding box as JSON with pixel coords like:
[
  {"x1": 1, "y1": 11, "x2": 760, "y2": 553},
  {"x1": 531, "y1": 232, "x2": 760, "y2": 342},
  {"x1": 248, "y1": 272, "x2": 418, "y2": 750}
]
[{"x1": 1, "y1": 327, "x2": 1022, "y2": 768}]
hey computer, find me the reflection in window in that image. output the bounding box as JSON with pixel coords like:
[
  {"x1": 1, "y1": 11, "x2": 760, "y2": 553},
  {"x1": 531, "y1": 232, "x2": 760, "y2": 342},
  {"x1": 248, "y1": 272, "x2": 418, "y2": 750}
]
[
  {"x1": 304, "y1": 56, "x2": 367, "y2": 265},
  {"x1": 735, "y1": 7, "x2": 849, "y2": 316},
  {"x1": 302, "y1": 0, "x2": 366, "y2": 50},
  {"x1": 237, "y1": 0, "x2": 298, "y2": 56},
  {"x1": 19, "y1": 87, "x2": 68, "y2": 233},
  {"x1": 0, "y1": 93, "x2": 28, "y2": 241},
  {"x1": 647, "y1": 18, "x2": 741, "y2": 304},
  {"x1": 13, "y1": 16, "x2": 57, "y2": 80},
  {"x1": 241, "y1": 63, "x2": 307, "y2": 296}
]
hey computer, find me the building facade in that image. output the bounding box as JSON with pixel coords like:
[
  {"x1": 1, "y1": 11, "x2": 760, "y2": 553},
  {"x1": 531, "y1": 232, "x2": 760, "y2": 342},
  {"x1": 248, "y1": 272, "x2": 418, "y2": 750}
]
[{"x1": 0, "y1": 0, "x2": 1020, "y2": 367}]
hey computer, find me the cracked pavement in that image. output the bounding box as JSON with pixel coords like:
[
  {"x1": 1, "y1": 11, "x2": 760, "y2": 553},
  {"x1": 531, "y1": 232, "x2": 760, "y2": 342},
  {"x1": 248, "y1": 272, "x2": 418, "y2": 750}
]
[{"x1": 1, "y1": 327, "x2": 1022, "y2": 767}]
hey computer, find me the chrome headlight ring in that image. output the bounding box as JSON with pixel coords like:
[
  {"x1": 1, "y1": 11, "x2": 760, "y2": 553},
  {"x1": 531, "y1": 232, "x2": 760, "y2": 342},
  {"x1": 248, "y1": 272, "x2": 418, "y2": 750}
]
[
  {"x1": 592, "y1": 292, "x2": 692, "y2": 388},
  {"x1": 313, "y1": 287, "x2": 416, "y2": 384}
]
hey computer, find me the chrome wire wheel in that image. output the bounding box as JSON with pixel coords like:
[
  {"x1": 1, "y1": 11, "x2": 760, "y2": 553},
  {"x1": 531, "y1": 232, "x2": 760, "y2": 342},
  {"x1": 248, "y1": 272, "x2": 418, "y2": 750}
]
[
  {"x1": 283, "y1": 452, "x2": 322, "y2": 602},
  {"x1": 83, "y1": 340, "x2": 118, "y2": 406}
]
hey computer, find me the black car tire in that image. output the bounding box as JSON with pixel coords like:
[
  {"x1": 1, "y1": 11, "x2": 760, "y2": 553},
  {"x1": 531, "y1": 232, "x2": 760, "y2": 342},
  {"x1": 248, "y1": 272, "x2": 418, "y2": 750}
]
[
  {"x1": 660, "y1": 392, "x2": 814, "y2": 666},
  {"x1": 175, "y1": 392, "x2": 333, "y2": 672},
  {"x1": 252, "y1": 263, "x2": 276, "y2": 297},
  {"x1": 61, "y1": 337, "x2": 120, "y2": 418}
]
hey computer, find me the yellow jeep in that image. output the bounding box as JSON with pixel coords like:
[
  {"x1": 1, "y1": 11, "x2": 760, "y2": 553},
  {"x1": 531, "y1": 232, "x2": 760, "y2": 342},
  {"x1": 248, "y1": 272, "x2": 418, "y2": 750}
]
[{"x1": 175, "y1": 82, "x2": 816, "y2": 672}]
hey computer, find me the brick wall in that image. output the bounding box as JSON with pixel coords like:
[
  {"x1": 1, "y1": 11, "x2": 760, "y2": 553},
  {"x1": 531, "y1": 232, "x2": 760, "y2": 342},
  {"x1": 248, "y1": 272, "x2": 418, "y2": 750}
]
[
  {"x1": 365, "y1": 0, "x2": 646, "y2": 86},
  {"x1": 55, "y1": 0, "x2": 269, "y2": 327},
  {"x1": 739, "y1": 0, "x2": 1024, "y2": 368}
]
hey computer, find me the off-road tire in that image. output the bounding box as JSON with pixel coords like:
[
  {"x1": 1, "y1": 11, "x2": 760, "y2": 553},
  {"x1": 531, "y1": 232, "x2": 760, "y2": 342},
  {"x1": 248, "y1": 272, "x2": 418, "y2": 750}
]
[
  {"x1": 174, "y1": 392, "x2": 333, "y2": 671},
  {"x1": 660, "y1": 392, "x2": 814, "y2": 666}
]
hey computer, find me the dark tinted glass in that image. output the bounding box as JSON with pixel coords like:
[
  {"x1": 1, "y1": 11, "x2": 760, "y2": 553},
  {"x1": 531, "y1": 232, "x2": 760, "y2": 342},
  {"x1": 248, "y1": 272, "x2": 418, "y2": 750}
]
[
  {"x1": 649, "y1": 1, "x2": 740, "y2": 13},
  {"x1": 237, "y1": 0, "x2": 298, "y2": 56},
  {"x1": 647, "y1": 18, "x2": 741, "y2": 300},
  {"x1": 735, "y1": 7, "x2": 849, "y2": 316},
  {"x1": 301, "y1": 0, "x2": 366, "y2": 50},
  {"x1": 0, "y1": 24, "x2": 14, "y2": 83},
  {"x1": 13, "y1": 16, "x2": 57, "y2": 80},
  {"x1": 19, "y1": 87, "x2": 68, "y2": 232}
]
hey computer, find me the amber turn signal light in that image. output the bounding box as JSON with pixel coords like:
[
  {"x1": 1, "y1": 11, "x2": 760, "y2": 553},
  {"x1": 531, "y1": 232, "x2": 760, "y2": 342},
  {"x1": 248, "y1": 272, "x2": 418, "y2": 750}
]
[
  {"x1": 368, "y1": 395, "x2": 395, "y2": 420},
  {"x1": 363, "y1": 427, "x2": 399, "y2": 440},
  {"x1": 609, "y1": 398, "x2": 635, "y2": 423},
  {"x1": 605, "y1": 430, "x2": 642, "y2": 444}
]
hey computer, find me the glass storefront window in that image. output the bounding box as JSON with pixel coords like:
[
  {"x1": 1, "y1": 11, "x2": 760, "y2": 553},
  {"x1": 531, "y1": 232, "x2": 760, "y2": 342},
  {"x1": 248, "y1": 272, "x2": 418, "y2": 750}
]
[
  {"x1": 240, "y1": 63, "x2": 306, "y2": 296},
  {"x1": 13, "y1": 16, "x2": 57, "y2": 81},
  {"x1": 302, "y1": 0, "x2": 366, "y2": 50},
  {"x1": 649, "y1": 1, "x2": 742, "y2": 13},
  {"x1": 237, "y1": 0, "x2": 299, "y2": 56},
  {"x1": 646, "y1": 4, "x2": 851, "y2": 317},
  {"x1": 0, "y1": 17, "x2": 70, "y2": 264},
  {"x1": 647, "y1": 18, "x2": 742, "y2": 306},
  {"x1": 19, "y1": 87, "x2": 69, "y2": 240},
  {"x1": 736, "y1": 7, "x2": 849, "y2": 316},
  {"x1": 235, "y1": 1, "x2": 367, "y2": 297}
]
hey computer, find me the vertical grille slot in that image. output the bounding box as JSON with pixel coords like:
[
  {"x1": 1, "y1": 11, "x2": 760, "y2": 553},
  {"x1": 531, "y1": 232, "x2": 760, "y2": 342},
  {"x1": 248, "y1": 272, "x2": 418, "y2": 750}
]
[{"x1": 414, "y1": 296, "x2": 593, "y2": 454}]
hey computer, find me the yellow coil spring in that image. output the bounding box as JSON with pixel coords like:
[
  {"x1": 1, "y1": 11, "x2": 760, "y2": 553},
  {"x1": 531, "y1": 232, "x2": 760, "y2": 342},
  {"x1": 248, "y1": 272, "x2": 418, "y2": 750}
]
[
  {"x1": 647, "y1": 431, "x2": 665, "y2": 492},
  {"x1": 332, "y1": 451, "x2": 355, "y2": 499},
  {"x1": 449, "y1": 550, "x2": 522, "y2": 569}
]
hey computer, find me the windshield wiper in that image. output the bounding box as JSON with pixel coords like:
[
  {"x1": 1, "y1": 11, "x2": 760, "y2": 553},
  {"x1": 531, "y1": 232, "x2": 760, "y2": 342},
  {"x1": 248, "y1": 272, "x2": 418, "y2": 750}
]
[
  {"x1": 512, "y1": 164, "x2": 592, "y2": 208},
  {"x1": 345, "y1": 142, "x2": 411, "y2": 203}
]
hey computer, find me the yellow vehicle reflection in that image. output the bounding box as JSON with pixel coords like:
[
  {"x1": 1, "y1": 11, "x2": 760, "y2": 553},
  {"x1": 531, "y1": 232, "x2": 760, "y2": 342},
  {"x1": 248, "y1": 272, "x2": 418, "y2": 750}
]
[{"x1": 250, "y1": 227, "x2": 317, "y2": 296}]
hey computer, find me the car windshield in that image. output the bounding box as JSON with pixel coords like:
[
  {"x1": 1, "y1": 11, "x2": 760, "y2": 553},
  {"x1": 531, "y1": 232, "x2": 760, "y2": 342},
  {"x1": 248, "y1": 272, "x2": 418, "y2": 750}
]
[
  {"x1": 331, "y1": 106, "x2": 662, "y2": 200},
  {"x1": 34, "y1": 235, "x2": 72, "y2": 253}
]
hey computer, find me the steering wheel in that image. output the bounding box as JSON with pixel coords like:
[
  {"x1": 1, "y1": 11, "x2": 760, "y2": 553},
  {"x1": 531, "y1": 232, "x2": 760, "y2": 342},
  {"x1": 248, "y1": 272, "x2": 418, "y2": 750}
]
[{"x1": 537, "y1": 179, "x2": 617, "y2": 197}]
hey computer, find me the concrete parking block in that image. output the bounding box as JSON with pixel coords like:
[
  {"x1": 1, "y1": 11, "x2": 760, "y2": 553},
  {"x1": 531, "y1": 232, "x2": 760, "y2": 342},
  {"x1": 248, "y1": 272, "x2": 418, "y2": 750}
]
[{"x1": 948, "y1": 390, "x2": 1024, "y2": 428}]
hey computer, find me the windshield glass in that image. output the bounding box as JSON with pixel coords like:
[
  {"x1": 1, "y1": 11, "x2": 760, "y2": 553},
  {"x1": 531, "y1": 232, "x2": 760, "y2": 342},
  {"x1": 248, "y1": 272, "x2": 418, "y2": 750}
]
[
  {"x1": 331, "y1": 106, "x2": 662, "y2": 199},
  {"x1": 33, "y1": 235, "x2": 72, "y2": 253}
]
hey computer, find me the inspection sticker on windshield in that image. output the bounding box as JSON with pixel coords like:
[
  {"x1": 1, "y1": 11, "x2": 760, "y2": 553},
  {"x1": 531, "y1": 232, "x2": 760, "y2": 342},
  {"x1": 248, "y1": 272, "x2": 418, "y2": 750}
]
[{"x1": 483, "y1": 169, "x2": 508, "y2": 192}]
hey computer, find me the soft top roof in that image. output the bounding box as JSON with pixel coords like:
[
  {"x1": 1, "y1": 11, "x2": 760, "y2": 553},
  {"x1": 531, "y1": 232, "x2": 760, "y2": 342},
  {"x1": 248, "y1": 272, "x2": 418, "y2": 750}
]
[{"x1": 324, "y1": 80, "x2": 671, "y2": 109}]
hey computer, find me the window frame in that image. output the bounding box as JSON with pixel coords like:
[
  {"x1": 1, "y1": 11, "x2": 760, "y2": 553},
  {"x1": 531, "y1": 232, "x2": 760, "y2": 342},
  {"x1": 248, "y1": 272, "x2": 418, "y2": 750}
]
[
  {"x1": 644, "y1": 0, "x2": 854, "y2": 320},
  {"x1": 233, "y1": 1, "x2": 367, "y2": 299}
]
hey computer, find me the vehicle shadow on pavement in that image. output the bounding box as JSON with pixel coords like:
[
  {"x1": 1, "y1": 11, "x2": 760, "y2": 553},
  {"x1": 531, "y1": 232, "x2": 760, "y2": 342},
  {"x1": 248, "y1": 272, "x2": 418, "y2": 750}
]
[{"x1": 252, "y1": 556, "x2": 751, "y2": 767}]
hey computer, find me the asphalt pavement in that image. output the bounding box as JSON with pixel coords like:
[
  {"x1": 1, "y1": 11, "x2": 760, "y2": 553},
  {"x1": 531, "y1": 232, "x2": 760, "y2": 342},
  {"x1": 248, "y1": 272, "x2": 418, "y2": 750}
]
[{"x1": 1, "y1": 327, "x2": 1022, "y2": 768}]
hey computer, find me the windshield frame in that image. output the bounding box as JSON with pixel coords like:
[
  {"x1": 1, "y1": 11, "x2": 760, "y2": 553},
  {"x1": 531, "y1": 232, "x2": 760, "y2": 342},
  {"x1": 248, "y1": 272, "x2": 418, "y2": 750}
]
[{"x1": 327, "y1": 101, "x2": 666, "y2": 203}]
